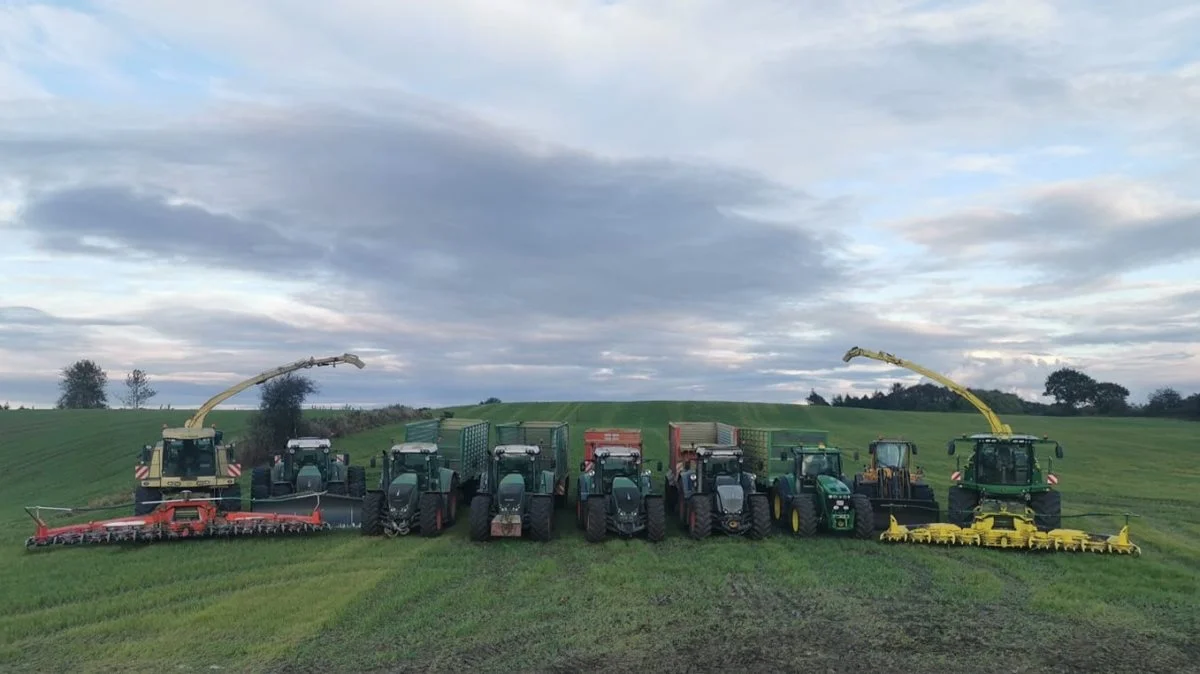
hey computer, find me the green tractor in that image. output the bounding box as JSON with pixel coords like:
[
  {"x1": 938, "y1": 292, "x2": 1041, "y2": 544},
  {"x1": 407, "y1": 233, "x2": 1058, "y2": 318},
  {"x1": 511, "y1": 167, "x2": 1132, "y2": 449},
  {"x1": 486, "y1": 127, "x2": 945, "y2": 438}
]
[
  {"x1": 946, "y1": 433, "x2": 1064, "y2": 529},
  {"x1": 769, "y1": 444, "x2": 873, "y2": 539},
  {"x1": 469, "y1": 444, "x2": 559, "y2": 542},
  {"x1": 249, "y1": 437, "x2": 367, "y2": 527},
  {"x1": 577, "y1": 445, "x2": 667, "y2": 543},
  {"x1": 360, "y1": 442, "x2": 462, "y2": 537},
  {"x1": 675, "y1": 445, "x2": 771, "y2": 539}
]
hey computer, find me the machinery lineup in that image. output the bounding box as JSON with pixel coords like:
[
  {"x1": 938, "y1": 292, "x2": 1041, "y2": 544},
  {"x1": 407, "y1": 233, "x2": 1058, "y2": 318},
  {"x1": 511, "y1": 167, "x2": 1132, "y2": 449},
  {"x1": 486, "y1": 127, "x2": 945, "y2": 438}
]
[{"x1": 23, "y1": 348, "x2": 1142, "y2": 556}]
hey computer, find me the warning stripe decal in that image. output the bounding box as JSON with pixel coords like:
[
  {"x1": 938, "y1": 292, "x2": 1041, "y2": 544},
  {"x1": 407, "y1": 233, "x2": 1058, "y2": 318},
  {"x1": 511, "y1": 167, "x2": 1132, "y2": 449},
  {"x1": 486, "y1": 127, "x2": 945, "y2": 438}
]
[
  {"x1": 135, "y1": 465, "x2": 149, "y2": 480},
  {"x1": 227, "y1": 463, "x2": 242, "y2": 477}
]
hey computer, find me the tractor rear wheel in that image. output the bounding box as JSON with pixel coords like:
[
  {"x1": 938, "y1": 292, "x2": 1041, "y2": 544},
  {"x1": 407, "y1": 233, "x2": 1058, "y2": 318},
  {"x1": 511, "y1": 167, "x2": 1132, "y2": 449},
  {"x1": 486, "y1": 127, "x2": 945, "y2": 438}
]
[
  {"x1": 789, "y1": 496, "x2": 818, "y2": 537},
  {"x1": 771, "y1": 481, "x2": 786, "y2": 524},
  {"x1": 360, "y1": 492, "x2": 384, "y2": 536},
  {"x1": 419, "y1": 493, "x2": 444, "y2": 537},
  {"x1": 271, "y1": 483, "x2": 294, "y2": 498},
  {"x1": 1029, "y1": 490, "x2": 1062, "y2": 530},
  {"x1": 646, "y1": 497, "x2": 666, "y2": 542},
  {"x1": 584, "y1": 497, "x2": 606, "y2": 543},
  {"x1": 133, "y1": 486, "x2": 160, "y2": 515},
  {"x1": 947, "y1": 486, "x2": 978, "y2": 526},
  {"x1": 327, "y1": 482, "x2": 349, "y2": 496},
  {"x1": 749, "y1": 494, "x2": 771, "y2": 539},
  {"x1": 688, "y1": 494, "x2": 712, "y2": 540},
  {"x1": 469, "y1": 495, "x2": 492, "y2": 542},
  {"x1": 851, "y1": 493, "x2": 874, "y2": 539},
  {"x1": 347, "y1": 466, "x2": 367, "y2": 498},
  {"x1": 530, "y1": 497, "x2": 554, "y2": 542}
]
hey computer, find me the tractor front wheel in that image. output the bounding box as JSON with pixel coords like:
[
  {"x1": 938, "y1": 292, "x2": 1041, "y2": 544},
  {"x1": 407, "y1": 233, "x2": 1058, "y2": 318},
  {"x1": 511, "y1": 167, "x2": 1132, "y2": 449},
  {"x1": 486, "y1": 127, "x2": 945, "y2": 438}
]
[
  {"x1": 749, "y1": 494, "x2": 771, "y2": 539},
  {"x1": 688, "y1": 494, "x2": 712, "y2": 540},
  {"x1": 584, "y1": 497, "x2": 606, "y2": 543},
  {"x1": 851, "y1": 493, "x2": 874, "y2": 539},
  {"x1": 530, "y1": 497, "x2": 554, "y2": 542},
  {"x1": 789, "y1": 496, "x2": 818, "y2": 537},
  {"x1": 360, "y1": 492, "x2": 384, "y2": 536},
  {"x1": 469, "y1": 495, "x2": 492, "y2": 542},
  {"x1": 419, "y1": 493, "x2": 444, "y2": 537},
  {"x1": 646, "y1": 497, "x2": 666, "y2": 542}
]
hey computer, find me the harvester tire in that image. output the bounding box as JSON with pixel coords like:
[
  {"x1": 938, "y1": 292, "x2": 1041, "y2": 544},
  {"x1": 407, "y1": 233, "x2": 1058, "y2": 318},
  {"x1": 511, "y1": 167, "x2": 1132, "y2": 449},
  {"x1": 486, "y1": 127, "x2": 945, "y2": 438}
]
[
  {"x1": 419, "y1": 493, "x2": 444, "y2": 537},
  {"x1": 947, "y1": 486, "x2": 978, "y2": 527},
  {"x1": 469, "y1": 495, "x2": 491, "y2": 542},
  {"x1": 585, "y1": 497, "x2": 606, "y2": 543},
  {"x1": 530, "y1": 497, "x2": 554, "y2": 542},
  {"x1": 688, "y1": 494, "x2": 712, "y2": 540},
  {"x1": 646, "y1": 497, "x2": 666, "y2": 542},
  {"x1": 220, "y1": 484, "x2": 243, "y2": 512},
  {"x1": 788, "y1": 496, "x2": 818, "y2": 537},
  {"x1": 347, "y1": 466, "x2": 367, "y2": 498},
  {"x1": 133, "y1": 486, "x2": 160, "y2": 516},
  {"x1": 749, "y1": 494, "x2": 771, "y2": 539},
  {"x1": 251, "y1": 467, "x2": 271, "y2": 501},
  {"x1": 360, "y1": 492, "x2": 384, "y2": 536},
  {"x1": 1029, "y1": 490, "x2": 1062, "y2": 530},
  {"x1": 851, "y1": 493, "x2": 873, "y2": 539}
]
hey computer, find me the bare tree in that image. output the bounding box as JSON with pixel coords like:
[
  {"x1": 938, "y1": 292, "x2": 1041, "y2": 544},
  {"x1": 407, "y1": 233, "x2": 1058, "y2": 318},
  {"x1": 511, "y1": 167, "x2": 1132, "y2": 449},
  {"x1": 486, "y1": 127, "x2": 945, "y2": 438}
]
[{"x1": 121, "y1": 369, "x2": 158, "y2": 409}]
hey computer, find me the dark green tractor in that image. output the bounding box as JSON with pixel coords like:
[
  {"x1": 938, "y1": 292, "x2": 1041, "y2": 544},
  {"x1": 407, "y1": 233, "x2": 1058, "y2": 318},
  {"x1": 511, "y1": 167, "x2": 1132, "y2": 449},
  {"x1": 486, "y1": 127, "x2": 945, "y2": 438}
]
[
  {"x1": 469, "y1": 444, "x2": 557, "y2": 542},
  {"x1": 676, "y1": 445, "x2": 771, "y2": 539},
  {"x1": 769, "y1": 445, "x2": 873, "y2": 539},
  {"x1": 249, "y1": 437, "x2": 366, "y2": 526},
  {"x1": 946, "y1": 433, "x2": 1064, "y2": 529},
  {"x1": 577, "y1": 446, "x2": 667, "y2": 543},
  {"x1": 360, "y1": 442, "x2": 462, "y2": 537}
]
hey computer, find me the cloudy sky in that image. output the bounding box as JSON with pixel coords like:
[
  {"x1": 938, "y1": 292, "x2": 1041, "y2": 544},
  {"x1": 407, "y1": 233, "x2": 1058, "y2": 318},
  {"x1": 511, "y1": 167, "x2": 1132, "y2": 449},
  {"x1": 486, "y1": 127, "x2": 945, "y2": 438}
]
[{"x1": 2, "y1": 0, "x2": 1199, "y2": 409}]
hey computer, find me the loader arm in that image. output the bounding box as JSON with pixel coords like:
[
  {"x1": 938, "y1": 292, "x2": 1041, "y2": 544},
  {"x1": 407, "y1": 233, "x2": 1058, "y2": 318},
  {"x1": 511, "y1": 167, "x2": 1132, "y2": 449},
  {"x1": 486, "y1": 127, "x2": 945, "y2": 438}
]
[
  {"x1": 842, "y1": 346, "x2": 1012, "y2": 436},
  {"x1": 182, "y1": 353, "x2": 365, "y2": 430}
]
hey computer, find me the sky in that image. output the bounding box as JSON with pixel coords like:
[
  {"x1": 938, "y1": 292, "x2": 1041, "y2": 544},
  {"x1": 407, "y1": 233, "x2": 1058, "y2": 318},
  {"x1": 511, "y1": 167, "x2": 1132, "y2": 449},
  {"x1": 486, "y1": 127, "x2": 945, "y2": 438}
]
[{"x1": 2, "y1": 0, "x2": 1199, "y2": 410}]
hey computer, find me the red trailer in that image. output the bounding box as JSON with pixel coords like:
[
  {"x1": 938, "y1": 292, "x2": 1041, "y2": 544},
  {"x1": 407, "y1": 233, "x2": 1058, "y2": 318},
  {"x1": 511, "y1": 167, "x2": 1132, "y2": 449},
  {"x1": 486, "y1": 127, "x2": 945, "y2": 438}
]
[
  {"x1": 665, "y1": 421, "x2": 739, "y2": 513},
  {"x1": 583, "y1": 428, "x2": 643, "y2": 469}
]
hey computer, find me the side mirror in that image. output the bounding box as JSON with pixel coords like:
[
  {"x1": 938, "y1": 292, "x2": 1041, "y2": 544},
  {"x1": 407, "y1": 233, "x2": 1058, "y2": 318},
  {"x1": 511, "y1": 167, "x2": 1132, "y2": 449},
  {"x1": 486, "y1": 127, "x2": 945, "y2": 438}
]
[
  {"x1": 370, "y1": 457, "x2": 377, "y2": 468},
  {"x1": 946, "y1": 441, "x2": 956, "y2": 456},
  {"x1": 657, "y1": 461, "x2": 663, "y2": 472},
  {"x1": 1055, "y1": 444, "x2": 1064, "y2": 459},
  {"x1": 580, "y1": 461, "x2": 587, "y2": 472}
]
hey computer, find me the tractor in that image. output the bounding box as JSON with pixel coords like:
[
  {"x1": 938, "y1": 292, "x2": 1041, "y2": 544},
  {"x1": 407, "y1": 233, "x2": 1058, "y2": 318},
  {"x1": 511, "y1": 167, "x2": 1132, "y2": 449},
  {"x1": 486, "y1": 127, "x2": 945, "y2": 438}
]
[
  {"x1": 947, "y1": 433, "x2": 1064, "y2": 529},
  {"x1": 675, "y1": 445, "x2": 771, "y2": 539},
  {"x1": 577, "y1": 440, "x2": 667, "y2": 543},
  {"x1": 851, "y1": 437, "x2": 939, "y2": 529},
  {"x1": 360, "y1": 442, "x2": 462, "y2": 537},
  {"x1": 468, "y1": 444, "x2": 558, "y2": 542},
  {"x1": 249, "y1": 437, "x2": 367, "y2": 527},
  {"x1": 770, "y1": 444, "x2": 873, "y2": 539}
]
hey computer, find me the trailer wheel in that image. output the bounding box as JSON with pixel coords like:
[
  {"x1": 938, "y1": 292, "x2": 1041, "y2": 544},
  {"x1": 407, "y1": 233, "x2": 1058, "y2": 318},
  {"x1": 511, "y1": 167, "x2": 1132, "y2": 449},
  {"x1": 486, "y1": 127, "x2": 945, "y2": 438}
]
[
  {"x1": 361, "y1": 492, "x2": 384, "y2": 536},
  {"x1": 851, "y1": 493, "x2": 874, "y2": 539},
  {"x1": 646, "y1": 497, "x2": 666, "y2": 542},
  {"x1": 688, "y1": 494, "x2": 712, "y2": 540},
  {"x1": 530, "y1": 497, "x2": 554, "y2": 542},
  {"x1": 419, "y1": 493, "x2": 443, "y2": 537},
  {"x1": 789, "y1": 496, "x2": 818, "y2": 537},
  {"x1": 585, "y1": 497, "x2": 606, "y2": 543},
  {"x1": 469, "y1": 495, "x2": 492, "y2": 542},
  {"x1": 749, "y1": 494, "x2": 771, "y2": 539}
]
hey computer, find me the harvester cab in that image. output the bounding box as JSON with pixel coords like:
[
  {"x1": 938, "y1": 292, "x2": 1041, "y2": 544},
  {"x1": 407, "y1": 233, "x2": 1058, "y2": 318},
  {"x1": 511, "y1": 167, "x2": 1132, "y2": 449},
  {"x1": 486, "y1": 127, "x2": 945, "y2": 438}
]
[
  {"x1": 677, "y1": 444, "x2": 770, "y2": 539},
  {"x1": 851, "y1": 438, "x2": 939, "y2": 529},
  {"x1": 946, "y1": 433, "x2": 1064, "y2": 529},
  {"x1": 771, "y1": 445, "x2": 873, "y2": 539},
  {"x1": 469, "y1": 444, "x2": 556, "y2": 542},
  {"x1": 577, "y1": 445, "x2": 667, "y2": 542},
  {"x1": 249, "y1": 437, "x2": 367, "y2": 527},
  {"x1": 360, "y1": 442, "x2": 461, "y2": 537}
]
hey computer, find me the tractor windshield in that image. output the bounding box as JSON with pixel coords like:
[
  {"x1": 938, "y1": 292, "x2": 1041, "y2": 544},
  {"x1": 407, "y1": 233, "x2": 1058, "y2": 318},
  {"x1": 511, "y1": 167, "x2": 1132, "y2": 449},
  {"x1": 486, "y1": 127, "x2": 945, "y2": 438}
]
[
  {"x1": 874, "y1": 442, "x2": 908, "y2": 469},
  {"x1": 598, "y1": 455, "x2": 639, "y2": 489},
  {"x1": 390, "y1": 452, "x2": 429, "y2": 474},
  {"x1": 497, "y1": 453, "x2": 539, "y2": 484},
  {"x1": 162, "y1": 438, "x2": 217, "y2": 478},
  {"x1": 973, "y1": 442, "x2": 1033, "y2": 485},
  {"x1": 800, "y1": 453, "x2": 841, "y2": 479}
]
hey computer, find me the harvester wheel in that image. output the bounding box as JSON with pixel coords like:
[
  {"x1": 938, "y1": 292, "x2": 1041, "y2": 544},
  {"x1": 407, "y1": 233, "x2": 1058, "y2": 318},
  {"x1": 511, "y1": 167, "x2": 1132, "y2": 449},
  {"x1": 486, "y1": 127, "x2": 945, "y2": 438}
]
[
  {"x1": 360, "y1": 492, "x2": 384, "y2": 536},
  {"x1": 469, "y1": 495, "x2": 492, "y2": 542},
  {"x1": 419, "y1": 493, "x2": 444, "y2": 537},
  {"x1": 789, "y1": 496, "x2": 818, "y2": 537},
  {"x1": 251, "y1": 467, "x2": 271, "y2": 501},
  {"x1": 749, "y1": 494, "x2": 771, "y2": 539},
  {"x1": 947, "y1": 486, "x2": 978, "y2": 527},
  {"x1": 220, "y1": 484, "x2": 243, "y2": 512},
  {"x1": 133, "y1": 486, "x2": 160, "y2": 516},
  {"x1": 530, "y1": 497, "x2": 554, "y2": 542},
  {"x1": 851, "y1": 493, "x2": 873, "y2": 539},
  {"x1": 347, "y1": 466, "x2": 367, "y2": 498},
  {"x1": 688, "y1": 494, "x2": 712, "y2": 540},
  {"x1": 646, "y1": 497, "x2": 666, "y2": 542},
  {"x1": 584, "y1": 497, "x2": 606, "y2": 543},
  {"x1": 1029, "y1": 490, "x2": 1062, "y2": 530}
]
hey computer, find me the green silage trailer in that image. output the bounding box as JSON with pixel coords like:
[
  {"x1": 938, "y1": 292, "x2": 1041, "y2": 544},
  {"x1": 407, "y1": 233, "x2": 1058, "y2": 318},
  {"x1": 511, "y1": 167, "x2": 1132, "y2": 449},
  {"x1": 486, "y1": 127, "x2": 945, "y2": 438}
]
[{"x1": 494, "y1": 421, "x2": 570, "y2": 508}]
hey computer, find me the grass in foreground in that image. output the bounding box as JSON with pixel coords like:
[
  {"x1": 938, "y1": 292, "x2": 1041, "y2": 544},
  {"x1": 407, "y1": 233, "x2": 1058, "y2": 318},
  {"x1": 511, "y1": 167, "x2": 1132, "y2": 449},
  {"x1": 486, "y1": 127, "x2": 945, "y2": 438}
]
[{"x1": 0, "y1": 402, "x2": 1196, "y2": 673}]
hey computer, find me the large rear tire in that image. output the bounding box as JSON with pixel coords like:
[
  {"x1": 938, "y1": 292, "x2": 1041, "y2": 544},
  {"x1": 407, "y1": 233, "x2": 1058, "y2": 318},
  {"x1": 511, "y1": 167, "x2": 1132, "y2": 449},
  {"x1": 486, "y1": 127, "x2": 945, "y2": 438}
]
[
  {"x1": 250, "y1": 467, "x2": 271, "y2": 501},
  {"x1": 749, "y1": 493, "x2": 771, "y2": 539},
  {"x1": 1029, "y1": 489, "x2": 1062, "y2": 530},
  {"x1": 347, "y1": 466, "x2": 367, "y2": 498},
  {"x1": 360, "y1": 492, "x2": 384, "y2": 536},
  {"x1": 219, "y1": 484, "x2": 242, "y2": 512},
  {"x1": 469, "y1": 494, "x2": 492, "y2": 542},
  {"x1": 688, "y1": 493, "x2": 712, "y2": 540},
  {"x1": 584, "y1": 497, "x2": 607, "y2": 543},
  {"x1": 645, "y1": 497, "x2": 666, "y2": 542},
  {"x1": 851, "y1": 493, "x2": 874, "y2": 539},
  {"x1": 419, "y1": 492, "x2": 444, "y2": 537},
  {"x1": 133, "y1": 486, "x2": 160, "y2": 515},
  {"x1": 947, "y1": 486, "x2": 978, "y2": 527},
  {"x1": 789, "y1": 496, "x2": 818, "y2": 537},
  {"x1": 530, "y1": 497, "x2": 554, "y2": 542}
]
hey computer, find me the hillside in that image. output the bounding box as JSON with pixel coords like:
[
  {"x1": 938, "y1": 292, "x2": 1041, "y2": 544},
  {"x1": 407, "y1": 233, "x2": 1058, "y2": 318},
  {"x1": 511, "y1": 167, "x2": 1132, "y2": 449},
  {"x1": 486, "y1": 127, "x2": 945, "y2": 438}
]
[{"x1": 0, "y1": 402, "x2": 1196, "y2": 673}]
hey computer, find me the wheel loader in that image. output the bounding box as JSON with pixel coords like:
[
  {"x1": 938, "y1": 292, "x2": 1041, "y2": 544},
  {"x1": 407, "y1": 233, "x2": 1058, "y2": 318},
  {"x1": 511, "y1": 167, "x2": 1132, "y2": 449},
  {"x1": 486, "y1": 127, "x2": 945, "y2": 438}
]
[
  {"x1": 469, "y1": 444, "x2": 559, "y2": 542},
  {"x1": 770, "y1": 444, "x2": 873, "y2": 539},
  {"x1": 576, "y1": 428, "x2": 667, "y2": 542},
  {"x1": 248, "y1": 437, "x2": 367, "y2": 527},
  {"x1": 851, "y1": 438, "x2": 939, "y2": 529},
  {"x1": 360, "y1": 442, "x2": 468, "y2": 537}
]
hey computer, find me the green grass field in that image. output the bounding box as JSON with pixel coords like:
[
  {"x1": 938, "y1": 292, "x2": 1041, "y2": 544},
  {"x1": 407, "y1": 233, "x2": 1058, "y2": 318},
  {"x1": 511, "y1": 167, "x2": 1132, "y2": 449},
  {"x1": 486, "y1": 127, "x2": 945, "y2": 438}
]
[{"x1": 0, "y1": 402, "x2": 1197, "y2": 673}]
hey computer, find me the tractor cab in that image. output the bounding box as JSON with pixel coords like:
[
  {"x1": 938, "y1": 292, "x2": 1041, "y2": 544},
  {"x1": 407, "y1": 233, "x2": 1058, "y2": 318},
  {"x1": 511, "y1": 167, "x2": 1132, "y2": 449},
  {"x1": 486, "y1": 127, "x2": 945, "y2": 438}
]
[
  {"x1": 593, "y1": 447, "x2": 643, "y2": 490},
  {"x1": 693, "y1": 445, "x2": 749, "y2": 491},
  {"x1": 948, "y1": 433, "x2": 1064, "y2": 489},
  {"x1": 386, "y1": 442, "x2": 441, "y2": 480},
  {"x1": 786, "y1": 446, "x2": 846, "y2": 486}
]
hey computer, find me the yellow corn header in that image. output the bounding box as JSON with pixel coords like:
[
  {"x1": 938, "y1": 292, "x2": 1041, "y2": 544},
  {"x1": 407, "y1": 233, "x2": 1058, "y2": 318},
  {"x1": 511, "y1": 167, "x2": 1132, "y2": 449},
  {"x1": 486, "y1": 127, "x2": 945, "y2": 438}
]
[{"x1": 879, "y1": 500, "x2": 1140, "y2": 555}]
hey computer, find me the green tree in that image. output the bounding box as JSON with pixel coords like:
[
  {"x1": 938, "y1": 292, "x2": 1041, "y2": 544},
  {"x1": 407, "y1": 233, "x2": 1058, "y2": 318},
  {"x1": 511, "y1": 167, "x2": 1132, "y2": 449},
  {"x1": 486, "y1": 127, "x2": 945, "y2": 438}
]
[
  {"x1": 1043, "y1": 368, "x2": 1097, "y2": 412},
  {"x1": 56, "y1": 359, "x2": 109, "y2": 409},
  {"x1": 120, "y1": 369, "x2": 158, "y2": 409},
  {"x1": 806, "y1": 389, "x2": 829, "y2": 406},
  {"x1": 1090, "y1": 381, "x2": 1130, "y2": 415},
  {"x1": 241, "y1": 374, "x2": 319, "y2": 466}
]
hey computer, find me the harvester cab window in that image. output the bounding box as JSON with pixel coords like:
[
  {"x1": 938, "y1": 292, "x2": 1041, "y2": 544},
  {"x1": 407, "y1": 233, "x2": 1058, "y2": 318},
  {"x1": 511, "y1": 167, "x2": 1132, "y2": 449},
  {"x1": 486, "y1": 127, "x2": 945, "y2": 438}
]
[
  {"x1": 162, "y1": 438, "x2": 217, "y2": 478},
  {"x1": 976, "y1": 443, "x2": 1028, "y2": 484}
]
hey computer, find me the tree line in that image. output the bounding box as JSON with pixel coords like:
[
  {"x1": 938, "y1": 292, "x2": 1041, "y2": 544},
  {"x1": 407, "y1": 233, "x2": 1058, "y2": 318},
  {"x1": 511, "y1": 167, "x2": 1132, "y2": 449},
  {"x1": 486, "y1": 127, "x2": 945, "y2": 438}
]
[{"x1": 804, "y1": 366, "x2": 1200, "y2": 421}]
